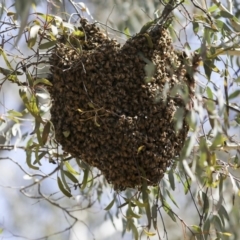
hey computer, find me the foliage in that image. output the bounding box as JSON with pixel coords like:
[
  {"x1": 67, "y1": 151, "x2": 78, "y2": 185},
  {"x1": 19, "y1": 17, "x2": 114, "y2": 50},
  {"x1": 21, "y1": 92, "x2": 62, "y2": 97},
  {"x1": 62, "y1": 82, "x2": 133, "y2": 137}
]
[{"x1": 1, "y1": 0, "x2": 240, "y2": 239}]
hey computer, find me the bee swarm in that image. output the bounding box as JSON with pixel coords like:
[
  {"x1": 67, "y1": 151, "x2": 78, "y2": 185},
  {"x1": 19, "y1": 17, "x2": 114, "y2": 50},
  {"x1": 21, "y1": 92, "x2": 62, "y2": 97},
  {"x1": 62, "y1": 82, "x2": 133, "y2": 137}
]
[{"x1": 49, "y1": 18, "x2": 192, "y2": 190}]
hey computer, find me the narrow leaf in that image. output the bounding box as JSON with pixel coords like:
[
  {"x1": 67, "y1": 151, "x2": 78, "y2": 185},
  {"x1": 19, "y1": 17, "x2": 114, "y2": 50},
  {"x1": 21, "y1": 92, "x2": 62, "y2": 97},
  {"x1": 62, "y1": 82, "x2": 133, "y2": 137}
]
[
  {"x1": 64, "y1": 161, "x2": 80, "y2": 175},
  {"x1": 143, "y1": 229, "x2": 156, "y2": 236},
  {"x1": 63, "y1": 170, "x2": 79, "y2": 183},
  {"x1": 42, "y1": 121, "x2": 51, "y2": 145},
  {"x1": 166, "y1": 189, "x2": 179, "y2": 208},
  {"x1": 33, "y1": 78, "x2": 53, "y2": 86},
  {"x1": 81, "y1": 166, "x2": 89, "y2": 189},
  {"x1": 26, "y1": 148, "x2": 39, "y2": 170},
  {"x1": 142, "y1": 179, "x2": 151, "y2": 228},
  {"x1": 57, "y1": 176, "x2": 72, "y2": 197},
  {"x1": 168, "y1": 169, "x2": 175, "y2": 190},
  {"x1": 104, "y1": 197, "x2": 115, "y2": 210},
  {"x1": 39, "y1": 41, "x2": 57, "y2": 49}
]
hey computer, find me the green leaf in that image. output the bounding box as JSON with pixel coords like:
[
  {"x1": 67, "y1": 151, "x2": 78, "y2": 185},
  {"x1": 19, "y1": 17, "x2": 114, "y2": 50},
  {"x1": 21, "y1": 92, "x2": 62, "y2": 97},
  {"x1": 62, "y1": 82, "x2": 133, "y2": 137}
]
[
  {"x1": 42, "y1": 121, "x2": 51, "y2": 145},
  {"x1": 63, "y1": 131, "x2": 70, "y2": 138},
  {"x1": 208, "y1": 4, "x2": 218, "y2": 13},
  {"x1": 128, "y1": 203, "x2": 141, "y2": 219},
  {"x1": 124, "y1": 27, "x2": 131, "y2": 38},
  {"x1": 168, "y1": 169, "x2": 175, "y2": 190},
  {"x1": 219, "y1": 10, "x2": 233, "y2": 19},
  {"x1": 183, "y1": 178, "x2": 191, "y2": 194},
  {"x1": 71, "y1": 30, "x2": 84, "y2": 37},
  {"x1": 7, "y1": 110, "x2": 23, "y2": 117},
  {"x1": 152, "y1": 204, "x2": 157, "y2": 230},
  {"x1": 162, "y1": 199, "x2": 176, "y2": 222},
  {"x1": 203, "y1": 218, "x2": 211, "y2": 237},
  {"x1": 33, "y1": 78, "x2": 53, "y2": 86},
  {"x1": 142, "y1": 179, "x2": 151, "y2": 228},
  {"x1": 19, "y1": 89, "x2": 41, "y2": 119},
  {"x1": 206, "y1": 86, "x2": 214, "y2": 99},
  {"x1": 118, "y1": 201, "x2": 129, "y2": 209},
  {"x1": 143, "y1": 33, "x2": 153, "y2": 48},
  {"x1": 57, "y1": 176, "x2": 72, "y2": 197},
  {"x1": 130, "y1": 220, "x2": 139, "y2": 240},
  {"x1": 39, "y1": 40, "x2": 57, "y2": 49},
  {"x1": 0, "y1": 47, "x2": 13, "y2": 70},
  {"x1": 33, "y1": 151, "x2": 47, "y2": 165},
  {"x1": 26, "y1": 148, "x2": 39, "y2": 170},
  {"x1": 218, "y1": 205, "x2": 229, "y2": 227},
  {"x1": 228, "y1": 90, "x2": 240, "y2": 100},
  {"x1": 192, "y1": 21, "x2": 199, "y2": 34},
  {"x1": 191, "y1": 225, "x2": 202, "y2": 233},
  {"x1": 202, "y1": 191, "x2": 209, "y2": 220},
  {"x1": 133, "y1": 200, "x2": 147, "y2": 208},
  {"x1": 64, "y1": 161, "x2": 80, "y2": 175},
  {"x1": 204, "y1": 59, "x2": 219, "y2": 79},
  {"x1": 63, "y1": 170, "x2": 79, "y2": 183},
  {"x1": 166, "y1": 189, "x2": 179, "y2": 208},
  {"x1": 219, "y1": 232, "x2": 232, "y2": 236},
  {"x1": 0, "y1": 67, "x2": 23, "y2": 76},
  {"x1": 143, "y1": 229, "x2": 156, "y2": 236},
  {"x1": 81, "y1": 165, "x2": 89, "y2": 189},
  {"x1": 104, "y1": 197, "x2": 115, "y2": 210},
  {"x1": 212, "y1": 215, "x2": 223, "y2": 231}
]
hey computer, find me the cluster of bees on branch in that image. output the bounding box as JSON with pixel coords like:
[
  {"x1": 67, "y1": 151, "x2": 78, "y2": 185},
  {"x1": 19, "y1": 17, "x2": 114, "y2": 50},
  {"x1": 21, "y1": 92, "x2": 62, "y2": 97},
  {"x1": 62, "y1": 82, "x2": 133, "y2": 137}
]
[{"x1": 49, "y1": 18, "x2": 199, "y2": 190}]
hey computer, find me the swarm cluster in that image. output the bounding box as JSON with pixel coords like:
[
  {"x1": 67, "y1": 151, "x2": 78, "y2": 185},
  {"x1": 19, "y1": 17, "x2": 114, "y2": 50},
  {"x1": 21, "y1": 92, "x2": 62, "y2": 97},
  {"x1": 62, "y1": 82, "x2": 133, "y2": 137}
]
[{"x1": 49, "y1": 18, "x2": 192, "y2": 190}]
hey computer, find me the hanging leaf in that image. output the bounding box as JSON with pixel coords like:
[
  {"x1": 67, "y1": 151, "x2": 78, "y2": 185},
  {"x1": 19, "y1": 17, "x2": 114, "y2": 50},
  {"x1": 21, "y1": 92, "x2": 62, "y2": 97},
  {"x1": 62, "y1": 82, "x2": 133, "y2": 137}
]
[
  {"x1": 152, "y1": 204, "x2": 157, "y2": 230},
  {"x1": 166, "y1": 189, "x2": 179, "y2": 208},
  {"x1": 142, "y1": 179, "x2": 151, "y2": 228},
  {"x1": 26, "y1": 148, "x2": 39, "y2": 170},
  {"x1": 203, "y1": 218, "x2": 210, "y2": 237},
  {"x1": 81, "y1": 165, "x2": 89, "y2": 189},
  {"x1": 104, "y1": 196, "x2": 116, "y2": 210},
  {"x1": 129, "y1": 220, "x2": 139, "y2": 240},
  {"x1": 19, "y1": 89, "x2": 41, "y2": 119},
  {"x1": 33, "y1": 151, "x2": 47, "y2": 165},
  {"x1": 132, "y1": 200, "x2": 147, "y2": 208},
  {"x1": 63, "y1": 170, "x2": 79, "y2": 183},
  {"x1": 0, "y1": 47, "x2": 13, "y2": 70},
  {"x1": 38, "y1": 40, "x2": 57, "y2": 49},
  {"x1": 162, "y1": 198, "x2": 176, "y2": 222},
  {"x1": 57, "y1": 176, "x2": 72, "y2": 197},
  {"x1": 212, "y1": 215, "x2": 223, "y2": 231},
  {"x1": 202, "y1": 191, "x2": 209, "y2": 220},
  {"x1": 183, "y1": 178, "x2": 192, "y2": 195},
  {"x1": 218, "y1": 205, "x2": 229, "y2": 227},
  {"x1": 64, "y1": 161, "x2": 80, "y2": 175},
  {"x1": 168, "y1": 169, "x2": 175, "y2": 190},
  {"x1": 42, "y1": 121, "x2": 51, "y2": 145},
  {"x1": 127, "y1": 203, "x2": 141, "y2": 219}
]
